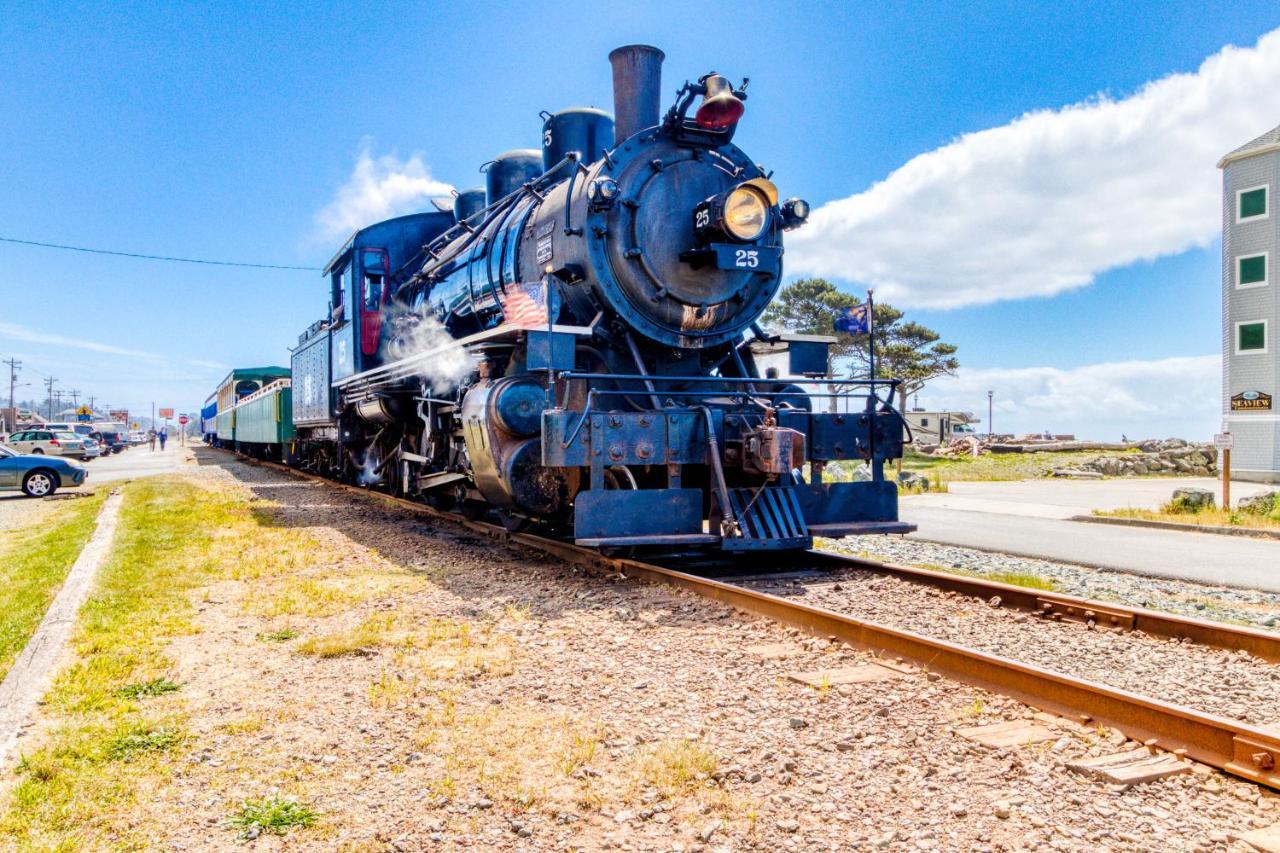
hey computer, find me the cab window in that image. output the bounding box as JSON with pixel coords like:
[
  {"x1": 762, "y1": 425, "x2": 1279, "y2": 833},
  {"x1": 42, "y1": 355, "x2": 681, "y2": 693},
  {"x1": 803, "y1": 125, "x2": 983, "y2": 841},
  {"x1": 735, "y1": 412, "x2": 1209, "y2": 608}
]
[{"x1": 361, "y1": 249, "x2": 387, "y2": 310}]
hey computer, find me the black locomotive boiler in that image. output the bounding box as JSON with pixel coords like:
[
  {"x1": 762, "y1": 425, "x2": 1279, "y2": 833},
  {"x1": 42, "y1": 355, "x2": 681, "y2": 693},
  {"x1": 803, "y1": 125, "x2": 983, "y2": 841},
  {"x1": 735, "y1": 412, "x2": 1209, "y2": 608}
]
[{"x1": 279, "y1": 44, "x2": 913, "y2": 552}]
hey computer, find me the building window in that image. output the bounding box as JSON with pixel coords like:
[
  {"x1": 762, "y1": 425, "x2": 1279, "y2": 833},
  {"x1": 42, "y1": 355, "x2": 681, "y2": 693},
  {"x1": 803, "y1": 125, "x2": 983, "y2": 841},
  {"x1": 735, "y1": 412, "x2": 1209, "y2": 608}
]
[
  {"x1": 1238, "y1": 252, "x2": 1269, "y2": 288},
  {"x1": 1238, "y1": 185, "x2": 1269, "y2": 222},
  {"x1": 1237, "y1": 320, "x2": 1268, "y2": 354},
  {"x1": 920, "y1": 418, "x2": 930, "y2": 427}
]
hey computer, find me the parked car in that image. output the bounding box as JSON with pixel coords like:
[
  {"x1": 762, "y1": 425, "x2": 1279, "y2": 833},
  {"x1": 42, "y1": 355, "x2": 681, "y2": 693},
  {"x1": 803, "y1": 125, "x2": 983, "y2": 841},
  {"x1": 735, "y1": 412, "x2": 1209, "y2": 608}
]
[
  {"x1": 93, "y1": 422, "x2": 126, "y2": 453},
  {"x1": 2, "y1": 429, "x2": 88, "y2": 458},
  {"x1": 0, "y1": 444, "x2": 86, "y2": 496},
  {"x1": 81, "y1": 437, "x2": 102, "y2": 460},
  {"x1": 41, "y1": 421, "x2": 116, "y2": 455}
]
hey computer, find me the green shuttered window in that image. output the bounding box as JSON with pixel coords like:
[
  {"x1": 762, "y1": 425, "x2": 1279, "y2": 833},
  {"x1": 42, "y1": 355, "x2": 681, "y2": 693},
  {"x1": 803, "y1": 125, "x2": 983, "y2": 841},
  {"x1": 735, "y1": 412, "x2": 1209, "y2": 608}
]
[
  {"x1": 1240, "y1": 187, "x2": 1268, "y2": 220},
  {"x1": 1239, "y1": 322, "x2": 1267, "y2": 352},
  {"x1": 1239, "y1": 254, "x2": 1267, "y2": 286}
]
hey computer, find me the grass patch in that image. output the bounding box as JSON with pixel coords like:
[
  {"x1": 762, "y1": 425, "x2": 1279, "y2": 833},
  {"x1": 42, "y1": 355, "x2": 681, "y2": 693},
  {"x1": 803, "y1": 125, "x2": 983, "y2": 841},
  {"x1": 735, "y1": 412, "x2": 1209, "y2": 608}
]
[
  {"x1": 296, "y1": 613, "x2": 399, "y2": 658},
  {"x1": 918, "y1": 563, "x2": 1059, "y2": 592},
  {"x1": 416, "y1": 701, "x2": 609, "y2": 811},
  {"x1": 225, "y1": 796, "x2": 318, "y2": 840},
  {"x1": 637, "y1": 738, "x2": 720, "y2": 797},
  {"x1": 1098, "y1": 505, "x2": 1280, "y2": 531},
  {"x1": 0, "y1": 477, "x2": 306, "y2": 848},
  {"x1": 0, "y1": 489, "x2": 109, "y2": 681},
  {"x1": 107, "y1": 726, "x2": 182, "y2": 761},
  {"x1": 114, "y1": 677, "x2": 180, "y2": 699},
  {"x1": 899, "y1": 447, "x2": 1146, "y2": 484},
  {"x1": 257, "y1": 628, "x2": 298, "y2": 642}
]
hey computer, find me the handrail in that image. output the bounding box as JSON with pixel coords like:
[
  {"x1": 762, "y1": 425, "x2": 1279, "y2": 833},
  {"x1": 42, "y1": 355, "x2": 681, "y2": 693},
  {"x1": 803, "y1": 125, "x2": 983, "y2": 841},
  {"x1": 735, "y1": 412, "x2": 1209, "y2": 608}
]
[{"x1": 557, "y1": 371, "x2": 901, "y2": 389}]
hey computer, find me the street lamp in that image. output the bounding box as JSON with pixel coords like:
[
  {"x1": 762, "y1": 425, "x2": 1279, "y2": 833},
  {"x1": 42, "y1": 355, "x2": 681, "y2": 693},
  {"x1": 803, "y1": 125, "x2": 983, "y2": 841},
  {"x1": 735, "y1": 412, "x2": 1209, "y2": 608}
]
[{"x1": 987, "y1": 390, "x2": 994, "y2": 439}]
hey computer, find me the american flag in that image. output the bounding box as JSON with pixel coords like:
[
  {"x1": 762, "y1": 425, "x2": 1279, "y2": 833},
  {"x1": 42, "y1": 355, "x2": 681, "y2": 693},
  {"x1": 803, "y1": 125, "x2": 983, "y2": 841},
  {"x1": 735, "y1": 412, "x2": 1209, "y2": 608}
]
[{"x1": 500, "y1": 280, "x2": 550, "y2": 329}]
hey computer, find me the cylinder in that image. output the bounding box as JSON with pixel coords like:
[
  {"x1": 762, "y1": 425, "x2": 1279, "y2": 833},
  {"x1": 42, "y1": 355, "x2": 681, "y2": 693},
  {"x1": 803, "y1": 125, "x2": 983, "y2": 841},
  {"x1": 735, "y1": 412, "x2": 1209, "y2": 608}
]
[
  {"x1": 542, "y1": 108, "x2": 615, "y2": 171},
  {"x1": 609, "y1": 44, "x2": 664, "y2": 142},
  {"x1": 453, "y1": 187, "x2": 486, "y2": 223},
  {"x1": 483, "y1": 150, "x2": 543, "y2": 206}
]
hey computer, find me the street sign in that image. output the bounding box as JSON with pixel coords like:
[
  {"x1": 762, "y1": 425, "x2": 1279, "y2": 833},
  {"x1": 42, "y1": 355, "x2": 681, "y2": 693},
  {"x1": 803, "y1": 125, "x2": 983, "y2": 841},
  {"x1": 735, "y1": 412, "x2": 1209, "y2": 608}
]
[
  {"x1": 1214, "y1": 433, "x2": 1234, "y2": 450},
  {"x1": 76, "y1": 405, "x2": 92, "y2": 422},
  {"x1": 110, "y1": 409, "x2": 128, "y2": 423},
  {"x1": 178, "y1": 415, "x2": 189, "y2": 425},
  {"x1": 158, "y1": 408, "x2": 174, "y2": 419}
]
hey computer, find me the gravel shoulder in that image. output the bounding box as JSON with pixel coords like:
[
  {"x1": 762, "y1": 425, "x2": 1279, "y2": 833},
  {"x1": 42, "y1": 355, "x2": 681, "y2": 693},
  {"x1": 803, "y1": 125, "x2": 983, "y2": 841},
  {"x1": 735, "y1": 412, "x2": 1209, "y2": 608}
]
[{"x1": 12, "y1": 450, "x2": 1280, "y2": 851}]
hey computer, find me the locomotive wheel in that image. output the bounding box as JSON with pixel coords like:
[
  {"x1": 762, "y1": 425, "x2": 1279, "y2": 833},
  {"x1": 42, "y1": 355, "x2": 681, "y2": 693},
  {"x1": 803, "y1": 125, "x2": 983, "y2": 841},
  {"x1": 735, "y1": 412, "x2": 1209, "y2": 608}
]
[{"x1": 496, "y1": 509, "x2": 530, "y2": 533}]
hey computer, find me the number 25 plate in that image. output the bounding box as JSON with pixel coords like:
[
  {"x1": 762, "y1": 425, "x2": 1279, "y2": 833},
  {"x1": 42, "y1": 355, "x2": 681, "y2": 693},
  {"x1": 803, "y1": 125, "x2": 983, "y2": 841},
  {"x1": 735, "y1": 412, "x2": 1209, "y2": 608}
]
[{"x1": 711, "y1": 244, "x2": 780, "y2": 271}]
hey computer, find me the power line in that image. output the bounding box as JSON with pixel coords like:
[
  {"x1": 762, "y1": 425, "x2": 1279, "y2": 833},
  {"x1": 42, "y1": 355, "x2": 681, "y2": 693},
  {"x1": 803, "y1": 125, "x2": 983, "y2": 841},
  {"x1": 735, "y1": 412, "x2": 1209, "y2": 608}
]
[{"x1": 0, "y1": 236, "x2": 321, "y2": 271}]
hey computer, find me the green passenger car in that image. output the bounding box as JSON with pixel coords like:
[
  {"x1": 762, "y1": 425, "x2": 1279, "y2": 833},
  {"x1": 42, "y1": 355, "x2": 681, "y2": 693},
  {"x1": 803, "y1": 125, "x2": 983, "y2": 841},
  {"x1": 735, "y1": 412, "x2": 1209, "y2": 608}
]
[
  {"x1": 232, "y1": 380, "x2": 295, "y2": 447},
  {"x1": 215, "y1": 409, "x2": 235, "y2": 443}
]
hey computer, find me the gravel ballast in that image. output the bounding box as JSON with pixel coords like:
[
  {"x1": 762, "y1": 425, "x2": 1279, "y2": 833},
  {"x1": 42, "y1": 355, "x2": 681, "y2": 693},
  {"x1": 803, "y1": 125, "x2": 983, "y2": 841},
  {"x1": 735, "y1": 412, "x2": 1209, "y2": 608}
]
[
  {"x1": 830, "y1": 537, "x2": 1280, "y2": 631},
  {"x1": 740, "y1": 566, "x2": 1280, "y2": 728}
]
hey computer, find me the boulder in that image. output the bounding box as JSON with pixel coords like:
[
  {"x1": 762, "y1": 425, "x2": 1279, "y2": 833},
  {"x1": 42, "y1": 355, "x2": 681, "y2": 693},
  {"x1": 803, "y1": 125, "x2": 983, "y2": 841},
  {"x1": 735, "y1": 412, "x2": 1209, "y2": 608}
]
[
  {"x1": 897, "y1": 471, "x2": 930, "y2": 492},
  {"x1": 1169, "y1": 487, "x2": 1215, "y2": 513},
  {"x1": 1238, "y1": 491, "x2": 1279, "y2": 516}
]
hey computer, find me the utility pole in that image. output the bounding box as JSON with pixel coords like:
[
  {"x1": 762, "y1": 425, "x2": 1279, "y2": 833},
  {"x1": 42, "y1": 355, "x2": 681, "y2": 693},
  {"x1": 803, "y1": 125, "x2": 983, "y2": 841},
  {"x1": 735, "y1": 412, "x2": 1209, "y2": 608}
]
[
  {"x1": 4, "y1": 357, "x2": 19, "y2": 432},
  {"x1": 88, "y1": 396, "x2": 96, "y2": 416},
  {"x1": 69, "y1": 389, "x2": 80, "y2": 410},
  {"x1": 45, "y1": 377, "x2": 57, "y2": 420},
  {"x1": 987, "y1": 390, "x2": 994, "y2": 439}
]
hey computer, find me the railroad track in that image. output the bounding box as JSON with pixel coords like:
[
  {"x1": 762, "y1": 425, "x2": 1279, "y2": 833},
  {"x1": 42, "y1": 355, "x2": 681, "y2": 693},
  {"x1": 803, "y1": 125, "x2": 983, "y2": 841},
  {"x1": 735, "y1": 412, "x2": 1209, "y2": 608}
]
[{"x1": 224, "y1": 449, "x2": 1280, "y2": 792}]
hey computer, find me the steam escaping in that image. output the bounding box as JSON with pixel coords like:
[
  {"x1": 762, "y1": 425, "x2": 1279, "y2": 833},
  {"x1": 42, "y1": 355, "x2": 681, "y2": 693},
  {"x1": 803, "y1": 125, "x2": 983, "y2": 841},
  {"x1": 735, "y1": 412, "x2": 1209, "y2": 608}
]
[
  {"x1": 382, "y1": 309, "x2": 476, "y2": 393},
  {"x1": 356, "y1": 452, "x2": 384, "y2": 487}
]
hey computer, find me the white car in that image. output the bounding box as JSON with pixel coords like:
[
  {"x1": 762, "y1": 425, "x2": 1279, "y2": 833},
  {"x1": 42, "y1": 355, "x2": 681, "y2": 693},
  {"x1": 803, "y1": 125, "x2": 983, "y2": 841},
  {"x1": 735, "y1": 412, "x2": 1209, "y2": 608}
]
[{"x1": 3, "y1": 429, "x2": 88, "y2": 459}]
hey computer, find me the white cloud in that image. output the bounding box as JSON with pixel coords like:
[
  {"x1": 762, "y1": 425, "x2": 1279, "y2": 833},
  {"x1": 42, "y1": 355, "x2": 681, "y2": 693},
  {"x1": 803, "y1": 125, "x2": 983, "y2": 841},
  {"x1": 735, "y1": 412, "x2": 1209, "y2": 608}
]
[
  {"x1": 917, "y1": 355, "x2": 1221, "y2": 441},
  {"x1": 314, "y1": 140, "x2": 454, "y2": 241},
  {"x1": 0, "y1": 321, "x2": 160, "y2": 360},
  {"x1": 788, "y1": 29, "x2": 1280, "y2": 309}
]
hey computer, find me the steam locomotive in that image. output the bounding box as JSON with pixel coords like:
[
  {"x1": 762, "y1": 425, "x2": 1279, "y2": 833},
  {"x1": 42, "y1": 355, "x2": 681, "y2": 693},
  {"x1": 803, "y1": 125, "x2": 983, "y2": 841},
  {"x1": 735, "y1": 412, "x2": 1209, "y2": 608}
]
[{"x1": 215, "y1": 45, "x2": 913, "y2": 552}]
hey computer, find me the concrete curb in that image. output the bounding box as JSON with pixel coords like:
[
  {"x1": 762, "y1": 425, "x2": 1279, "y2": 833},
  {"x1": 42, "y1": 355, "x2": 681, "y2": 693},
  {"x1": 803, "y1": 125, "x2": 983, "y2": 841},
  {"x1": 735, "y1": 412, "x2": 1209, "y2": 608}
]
[
  {"x1": 1070, "y1": 514, "x2": 1280, "y2": 542},
  {"x1": 0, "y1": 489, "x2": 124, "y2": 771}
]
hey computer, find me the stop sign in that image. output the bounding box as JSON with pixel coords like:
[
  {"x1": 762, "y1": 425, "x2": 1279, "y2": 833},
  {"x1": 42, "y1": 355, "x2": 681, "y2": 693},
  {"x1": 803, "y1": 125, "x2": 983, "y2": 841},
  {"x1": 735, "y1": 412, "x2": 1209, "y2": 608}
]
[{"x1": 178, "y1": 415, "x2": 189, "y2": 425}]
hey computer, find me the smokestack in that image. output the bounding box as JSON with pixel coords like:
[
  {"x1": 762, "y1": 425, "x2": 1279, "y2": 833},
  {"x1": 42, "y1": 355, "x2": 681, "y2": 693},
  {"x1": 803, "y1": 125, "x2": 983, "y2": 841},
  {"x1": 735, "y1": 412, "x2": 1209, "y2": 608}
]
[{"x1": 609, "y1": 44, "x2": 665, "y2": 142}]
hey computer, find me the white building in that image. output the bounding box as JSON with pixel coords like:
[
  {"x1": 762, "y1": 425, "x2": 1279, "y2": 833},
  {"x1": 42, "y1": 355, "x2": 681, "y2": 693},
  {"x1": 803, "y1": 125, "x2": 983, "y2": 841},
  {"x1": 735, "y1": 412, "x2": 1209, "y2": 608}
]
[{"x1": 1220, "y1": 126, "x2": 1280, "y2": 482}]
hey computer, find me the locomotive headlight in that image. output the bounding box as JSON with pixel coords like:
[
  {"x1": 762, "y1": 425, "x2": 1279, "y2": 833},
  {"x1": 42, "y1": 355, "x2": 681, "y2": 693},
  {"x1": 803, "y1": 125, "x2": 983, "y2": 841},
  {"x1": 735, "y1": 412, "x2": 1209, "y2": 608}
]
[{"x1": 723, "y1": 186, "x2": 770, "y2": 241}]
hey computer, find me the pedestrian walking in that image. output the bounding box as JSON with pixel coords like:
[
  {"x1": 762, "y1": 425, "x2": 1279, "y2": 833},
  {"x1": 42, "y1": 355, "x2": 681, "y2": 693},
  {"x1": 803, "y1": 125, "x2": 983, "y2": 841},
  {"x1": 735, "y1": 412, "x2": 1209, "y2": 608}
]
[
  {"x1": 158, "y1": 427, "x2": 167, "y2": 451},
  {"x1": 148, "y1": 428, "x2": 157, "y2": 451}
]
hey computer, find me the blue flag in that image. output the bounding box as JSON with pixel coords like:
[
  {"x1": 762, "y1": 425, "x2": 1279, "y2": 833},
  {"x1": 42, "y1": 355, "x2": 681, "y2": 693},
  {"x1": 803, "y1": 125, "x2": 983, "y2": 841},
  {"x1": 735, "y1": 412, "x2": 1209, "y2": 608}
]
[{"x1": 834, "y1": 303, "x2": 870, "y2": 334}]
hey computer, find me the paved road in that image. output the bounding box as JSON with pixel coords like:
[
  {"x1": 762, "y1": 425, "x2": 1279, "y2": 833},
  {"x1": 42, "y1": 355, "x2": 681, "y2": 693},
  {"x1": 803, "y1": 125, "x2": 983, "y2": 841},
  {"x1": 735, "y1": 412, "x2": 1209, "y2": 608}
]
[
  {"x1": 0, "y1": 444, "x2": 188, "y2": 509},
  {"x1": 900, "y1": 504, "x2": 1280, "y2": 593}
]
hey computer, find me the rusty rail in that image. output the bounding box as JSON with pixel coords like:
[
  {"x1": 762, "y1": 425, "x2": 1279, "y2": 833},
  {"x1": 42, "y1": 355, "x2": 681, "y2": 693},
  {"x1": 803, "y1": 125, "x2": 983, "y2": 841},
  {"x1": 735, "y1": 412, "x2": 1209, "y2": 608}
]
[
  {"x1": 223, "y1": 450, "x2": 1280, "y2": 791},
  {"x1": 810, "y1": 551, "x2": 1280, "y2": 663}
]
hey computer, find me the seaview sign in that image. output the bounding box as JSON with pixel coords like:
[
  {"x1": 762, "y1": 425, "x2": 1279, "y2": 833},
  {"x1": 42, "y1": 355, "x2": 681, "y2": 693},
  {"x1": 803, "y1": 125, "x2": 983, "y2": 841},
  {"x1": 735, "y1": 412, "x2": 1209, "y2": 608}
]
[{"x1": 1231, "y1": 390, "x2": 1273, "y2": 411}]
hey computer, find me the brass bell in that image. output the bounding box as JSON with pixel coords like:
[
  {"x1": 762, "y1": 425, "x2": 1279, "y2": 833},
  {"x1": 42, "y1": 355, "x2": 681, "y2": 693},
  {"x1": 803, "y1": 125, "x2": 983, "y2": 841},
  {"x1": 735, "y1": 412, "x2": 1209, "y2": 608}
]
[{"x1": 695, "y1": 74, "x2": 745, "y2": 129}]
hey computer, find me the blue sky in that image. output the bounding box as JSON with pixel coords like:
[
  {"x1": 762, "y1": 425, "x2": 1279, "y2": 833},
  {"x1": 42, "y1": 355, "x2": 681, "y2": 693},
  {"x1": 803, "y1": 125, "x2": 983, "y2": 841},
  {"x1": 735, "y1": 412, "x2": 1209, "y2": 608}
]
[{"x1": 2, "y1": 2, "x2": 1279, "y2": 436}]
